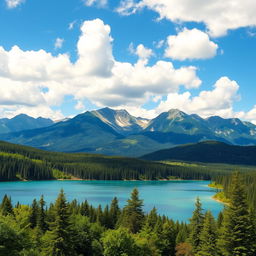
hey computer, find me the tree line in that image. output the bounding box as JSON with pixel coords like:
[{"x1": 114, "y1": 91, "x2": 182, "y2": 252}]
[
  {"x1": 0, "y1": 141, "x2": 223, "y2": 181},
  {"x1": 213, "y1": 171, "x2": 256, "y2": 210},
  {"x1": 0, "y1": 172, "x2": 255, "y2": 256}
]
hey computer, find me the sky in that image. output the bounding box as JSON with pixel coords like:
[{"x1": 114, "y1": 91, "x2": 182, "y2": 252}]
[{"x1": 1, "y1": 0, "x2": 256, "y2": 123}]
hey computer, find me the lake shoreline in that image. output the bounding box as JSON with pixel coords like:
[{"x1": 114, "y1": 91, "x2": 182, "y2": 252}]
[{"x1": 0, "y1": 178, "x2": 209, "y2": 182}]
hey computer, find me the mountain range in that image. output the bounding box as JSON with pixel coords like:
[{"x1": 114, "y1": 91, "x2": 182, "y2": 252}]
[
  {"x1": 0, "y1": 114, "x2": 53, "y2": 134},
  {"x1": 0, "y1": 108, "x2": 256, "y2": 157}
]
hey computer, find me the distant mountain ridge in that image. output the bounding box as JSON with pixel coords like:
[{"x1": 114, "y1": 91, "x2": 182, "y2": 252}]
[
  {"x1": 141, "y1": 141, "x2": 256, "y2": 165},
  {"x1": 91, "y1": 107, "x2": 149, "y2": 135},
  {"x1": 0, "y1": 108, "x2": 256, "y2": 157},
  {"x1": 0, "y1": 114, "x2": 53, "y2": 134}
]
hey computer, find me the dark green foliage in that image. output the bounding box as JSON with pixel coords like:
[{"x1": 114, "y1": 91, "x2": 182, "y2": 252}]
[
  {"x1": 0, "y1": 140, "x2": 238, "y2": 182},
  {"x1": 29, "y1": 199, "x2": 39, "y2": 229},
  {"x1": 196, "y1": 211, "x2": 217, "y2": 256},
  {"x1": 217, "y1": 173, "x2": 255, "y2": 256},
  {"x1": 142, "y1": 140, "x2": 256, "y2": 165},
  {"x1": 188, "y1": 197, "x2": 204, "y2": 254},
  {"x1": 42, "y1": 190, "x2": 75, "y2": 256},
  {"x1": 118, "y1": 188, "x2": 144, "y2": 233},
  {"x1": 108, "y1": 197, "x2": 120, "y2": 229},
  {"x1": 38, "y1": 196, "x2": 47, "y2": 232},
  {"x1": 214, "y1": 171, "x2": 256, "y2": 210},
  {"x1": 0, "y1": 221, "x2": 23, "y2": 256},
  {"x1": 217, "y1": 211, "x2": 223, "y2": 229},
  {"x1": 0, "y1": 195, "x2": 14, "y2": 216},
  {"x1": 160, "y1": 221, "x2": 176, "y2": 256},
  {"x1": 71, "y1": 215, "x2": 94, "y2": 256},
  {"x1": 175, "y1": 224, "x2": 188, "y2": 245}
]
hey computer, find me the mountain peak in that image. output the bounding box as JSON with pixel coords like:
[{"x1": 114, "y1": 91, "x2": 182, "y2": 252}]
[
  {"x1": 12, "y1": 113, "x2": 31, "y2": 119},
  {"x1": 99, "y1": 107, "x2": 130, "y2": 116},
  {"x1": 167, "y1": 109, "x2": 186, "y2": 119}
]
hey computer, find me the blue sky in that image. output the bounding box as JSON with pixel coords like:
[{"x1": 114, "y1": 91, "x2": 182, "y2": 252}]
[{"x1": 0, "y1": 0, "x2": 256, "y2": 123}]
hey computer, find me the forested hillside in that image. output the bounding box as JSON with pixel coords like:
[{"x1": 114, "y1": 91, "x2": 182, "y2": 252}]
[
  {"x1": 0, "y1": 141, "x2": 223, "y2": 181},
  {"x1": 142, "y1": 140, "x2": 256, "y2": 165},
  {"x1": 213, "y1": 171, "x2": 256, "y2": 210}
]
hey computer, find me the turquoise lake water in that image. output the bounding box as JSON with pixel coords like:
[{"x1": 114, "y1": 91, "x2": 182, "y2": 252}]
[{"x1": 0, "y1": 180, "x2": 223, "y2": 221}]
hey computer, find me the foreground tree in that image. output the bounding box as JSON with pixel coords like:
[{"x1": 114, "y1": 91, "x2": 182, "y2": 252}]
[
  {"x1": 119, "y1": 188, "x2": 144, "y2": 233},
  {"x1": 188, "y1": 197, "x2": 204, "y2": 254},
  {"x1": 29, "y1": 199, "x2": 38, "y2": 229},
  {"x1": 196, "y1": 211, "x2": 217, "y2": 256},
  {"x1": 0, "y1": 195, "x2": 14, "y2": 216},
  {"x1": 38, "y1": 195, "x2": 47, "y2": 232},
  {"x1": 42, "y1": 190, "x2": 75, "y2": 256},
  {"x1": 217, "y1": 173, "x2": 255, "y2": 256},
  {"x1": 102, "y1": 228, "x2": 139, "y2": 256}
]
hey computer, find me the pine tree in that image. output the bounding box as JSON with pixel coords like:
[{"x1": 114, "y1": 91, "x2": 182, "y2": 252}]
[
  {"x1": 217, "y1": 172, "x2": 255, "y2": 256},
  {"x1": 42, "y1": 190, "x2": 75, "y2": 256},
  {"x1": 102, "y1": 205, "x2": 110, "y2": 228},
  {"x1": 109, "y1": 197, "x2": 120, "y2": 229},
  {"x1": 38, "y1": 195, "x2": 47, "y2": 232},
  {"x1": 96, "y1": 205, "x2": 103, "y2": 225},
  {"x1": 160, "y1": 220, "x2": 176, "y2": 256},
  {"x1": 217, "y1": 211, "x2": 223, "y2": 229},
  {"x1": 143, "y1": 207, "x2": 158, "y2": 232},
  {"x1": 119, "y1": 188, "x2": 144, "y2": 233},
  {"x1": 0, "y1": 195, "x2": 14, "y2": 216},
  {"x1": 80, "y1": 200, "x2": 90, "y2": 217},
  {"x1": 176, "y1": 226, "x2": 188, "y2": 245},
  {"x1": 196, "y1": 211, "x2": 217, "y2": 256},
  {"x1": 188, "y1": 197, "x2": 204, "y2": 254},
  {"x1": 29, "y1": 199, "x2": 39, "y2": 229}
]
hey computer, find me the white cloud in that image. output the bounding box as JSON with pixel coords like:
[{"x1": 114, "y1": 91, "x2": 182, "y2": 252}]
[
  {"x1": 155, "y1": 76, "x2": 240, "y2": 118},
  {"x1": 54, "y1": 38, "x2": 64, "y2": 50},
  {"x1": 5, "y1": 0, "x2": 25, "y2": 9},
  {"x1": 124, "y1": 76, "x2": 241, "y2": 120},
  {"x1": 116, "y1": 0, "x2": 256, "y2": 37},
  {"x1": 75, "y1": 19, "x2": 114, "y2": 77},
  {"x1": 0, "y1": 19, "x2": 254, "y2": 124},
  {"x1": 165, "y1": 28, "x2": 218, "y2": 60},
  {"x1": 0, "y1": 18, "x2": 201, "y2": 120},
  {"x1": 83, "y1": 0, "x2": 107, "y2": 7},
  {"x1": 236, "y1": 107, "x2": 256, "y2": 125},
  {"x1": 136, "y1": 44, "x2": 153, "y2": 60},
  {"x1": 0, "y1": 105, "x2": 64, "y2": 120},
  {"x1": 129, "y1": 43, "x2": 154, "y2": 64}
]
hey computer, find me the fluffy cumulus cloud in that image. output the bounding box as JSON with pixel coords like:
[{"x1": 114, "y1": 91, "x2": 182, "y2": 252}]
[
  {"x1": 0, "y1": 18, "x2": 202, "y2": 119},
  {"x1": 154, "y1": 77, "x2": 240, "y2": 118},
  {"x1": 165, "y1": 28, "x2": 218, "y2": 60},
  {"x1": 1, "y1": 18, "x2": 255, "y2": 123},
  {"x1": 123, "y1": 76, "x2": 250, "y2": 120},
  {"x1": 236, "y1": 107, "x2": 256, "y2": 125},
  {"x1": 116, "y1": 0, "x2": 256, "y2": 37},
  {"x1": 5, "y1": 0, "x2": 25, "y2": 9}
]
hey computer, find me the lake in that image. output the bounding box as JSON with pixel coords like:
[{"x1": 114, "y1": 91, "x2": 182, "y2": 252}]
[{"x1": 0, "y1": 180, "x2": 223, "y2": 221}]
